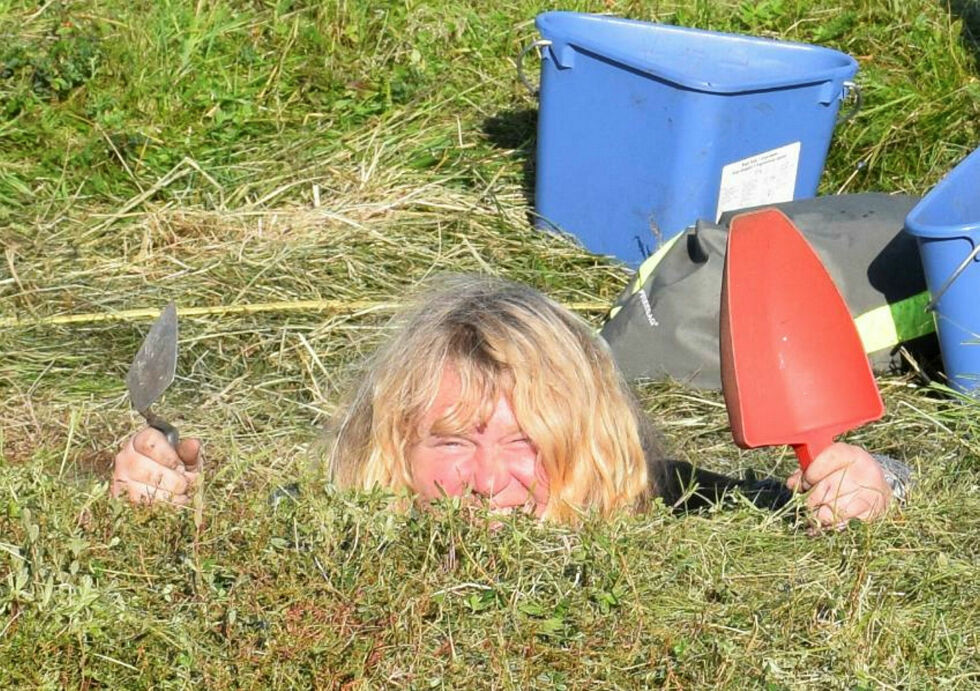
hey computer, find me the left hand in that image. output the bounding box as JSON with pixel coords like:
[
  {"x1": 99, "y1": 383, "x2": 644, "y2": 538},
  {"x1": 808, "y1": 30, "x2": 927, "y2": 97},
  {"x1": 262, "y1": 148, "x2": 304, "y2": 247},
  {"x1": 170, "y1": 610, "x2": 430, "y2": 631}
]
[
  {"x1": 112, "y1": 427, "x2": 203, "y2": 508},
  {"x1": 786, "y1": 442, "x2": 892, "y2": 528}
]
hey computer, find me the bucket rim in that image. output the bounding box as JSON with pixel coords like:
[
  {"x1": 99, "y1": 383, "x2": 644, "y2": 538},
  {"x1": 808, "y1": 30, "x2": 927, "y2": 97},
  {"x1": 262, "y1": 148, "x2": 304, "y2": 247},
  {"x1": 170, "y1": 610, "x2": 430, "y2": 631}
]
[
  {"x1": 905, "y1": 146, "x2": 980, "y2": 239},
  {"x1": 904, "y1": 220, "x2": 980, "y2": 239},
  {"x1": 534, "y1": 11, "x2": 858, "y2": 94}
]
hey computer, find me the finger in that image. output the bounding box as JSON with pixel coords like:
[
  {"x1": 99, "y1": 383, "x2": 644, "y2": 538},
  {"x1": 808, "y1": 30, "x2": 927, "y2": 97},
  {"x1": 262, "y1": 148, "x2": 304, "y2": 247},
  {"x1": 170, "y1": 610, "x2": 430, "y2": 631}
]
[
  {"x1": 850, "y1": 498, "x2": 887, "y2": 523},
  {"x1": 121, "y1": 479, "x2": 192, "y2": 507},
  {"x1": 845, "y1": 499, "x2": 879, "y2": 523},
  {"x1": 812, "y1": 492, "x2": 860, "y2": 524},
  {"x1": 812, "y1": 502, "x2": 844, "y2": 528},
  {"x1": 122, "y1": 460, "x2": 189, "y2": 496},
  {"x1": 803, "y1": 443, "x2": 859, "y2": 487},
  {"x1": 809, "y1": 467, "x2": 891, "y2": 512},
  {"x1": 809, "y1": 485, "x2": 887, "y2": 526},
  {"x1": 177, "y1": 438, "x2": 203, "y2": 472},
  {"x1": 842, "y1": 489, "x2": 889, "y2": 522},
  {"x1": 115, "y1": 436, "x2": 176, "y2": 482},
  {"x1": 786, "y1": 469, "x2": 804, "y2": 492},
  {"x1": 132, "y1": 428, "x2": 182, "y2": 471},
  {"x1": 806, "y1": 477, "x2": 841, "y2": 512}
]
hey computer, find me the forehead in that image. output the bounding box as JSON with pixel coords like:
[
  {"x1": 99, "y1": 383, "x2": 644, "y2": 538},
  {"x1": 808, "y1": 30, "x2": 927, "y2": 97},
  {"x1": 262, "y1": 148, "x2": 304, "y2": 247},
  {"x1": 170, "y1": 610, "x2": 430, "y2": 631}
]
[
  {"x1": 434, "y1": 365, "x2": 463, "y2": 403},
  {"x1": 418, "y1": 365, "x2": 517, "y2": 431},
  {"x1": 424, "y1": 366, "x2": 476, "y2": 420}
]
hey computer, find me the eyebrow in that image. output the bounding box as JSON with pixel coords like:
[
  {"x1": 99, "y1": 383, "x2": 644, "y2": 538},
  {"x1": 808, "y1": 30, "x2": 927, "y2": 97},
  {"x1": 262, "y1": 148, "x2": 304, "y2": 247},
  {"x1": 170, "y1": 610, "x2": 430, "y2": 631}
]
[
  {"x1": 424, "y1": 427, "x2": 530, "y2": 442},
  {"x1": 429, "y1": 414, "x2": 484, "y2": 437}
]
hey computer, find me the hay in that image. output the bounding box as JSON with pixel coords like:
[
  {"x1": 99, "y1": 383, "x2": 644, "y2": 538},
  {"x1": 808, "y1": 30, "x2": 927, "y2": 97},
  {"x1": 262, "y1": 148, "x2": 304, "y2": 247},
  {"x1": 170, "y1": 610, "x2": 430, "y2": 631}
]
[{"x1": 2, "y1": 0, "x2": 979, "y2": 686}]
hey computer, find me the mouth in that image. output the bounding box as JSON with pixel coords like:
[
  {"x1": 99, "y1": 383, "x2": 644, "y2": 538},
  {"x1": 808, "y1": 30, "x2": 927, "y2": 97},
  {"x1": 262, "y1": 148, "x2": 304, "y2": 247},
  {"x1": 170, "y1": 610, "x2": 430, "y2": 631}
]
[
  {"x1": 425, "y1": 483, "x2": 544, "y2": 518},
  {"x1": 457, "y1": 496, "x2": 536, "y2": 516}
]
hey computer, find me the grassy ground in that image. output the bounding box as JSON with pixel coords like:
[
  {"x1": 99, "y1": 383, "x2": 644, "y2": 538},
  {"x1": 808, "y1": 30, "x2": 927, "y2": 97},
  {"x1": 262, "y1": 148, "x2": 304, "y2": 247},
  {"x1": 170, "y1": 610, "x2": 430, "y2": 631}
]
[{"x1": 2, "y1": 0, "x2": 979, "y2": 687}]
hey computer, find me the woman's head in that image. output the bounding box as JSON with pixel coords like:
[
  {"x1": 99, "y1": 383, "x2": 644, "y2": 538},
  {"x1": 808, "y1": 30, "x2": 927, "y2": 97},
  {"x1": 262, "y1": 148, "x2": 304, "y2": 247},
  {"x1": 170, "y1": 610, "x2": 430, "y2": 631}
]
[{"x1": 327, "y1": 275, "x2": 657, "y2": 522}]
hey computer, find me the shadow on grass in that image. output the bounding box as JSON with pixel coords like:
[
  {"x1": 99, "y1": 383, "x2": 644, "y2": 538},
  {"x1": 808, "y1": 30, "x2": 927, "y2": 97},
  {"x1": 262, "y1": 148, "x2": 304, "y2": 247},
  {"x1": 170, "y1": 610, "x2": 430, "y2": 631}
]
[
  {"x1": 950, "y1": 0, "x2": 980, "y2": 66},
  {"x1": 482, "y1": 107, "x2": 537, "y2": 211}
]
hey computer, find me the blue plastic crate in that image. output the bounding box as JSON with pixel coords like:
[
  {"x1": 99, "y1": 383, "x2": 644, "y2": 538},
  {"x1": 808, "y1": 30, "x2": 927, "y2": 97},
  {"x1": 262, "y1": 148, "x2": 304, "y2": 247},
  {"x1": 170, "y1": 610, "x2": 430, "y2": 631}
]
[{"x1": 529, "y1": 12, "x2": 858, "y2": 265}]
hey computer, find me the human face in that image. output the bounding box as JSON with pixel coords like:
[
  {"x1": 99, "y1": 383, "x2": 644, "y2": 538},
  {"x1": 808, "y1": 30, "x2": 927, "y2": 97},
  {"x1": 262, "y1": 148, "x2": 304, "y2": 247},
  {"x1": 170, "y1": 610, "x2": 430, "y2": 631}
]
[{"x1": 407, "y1": 367, "x2": 550, "y2": 517}]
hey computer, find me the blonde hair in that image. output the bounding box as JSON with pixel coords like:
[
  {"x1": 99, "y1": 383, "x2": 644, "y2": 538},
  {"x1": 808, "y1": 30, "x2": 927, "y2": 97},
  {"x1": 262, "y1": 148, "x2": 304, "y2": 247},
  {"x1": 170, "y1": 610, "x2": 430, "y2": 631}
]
[{"x1": 326, "y1": 275, "x2": 662, "y2": 522}]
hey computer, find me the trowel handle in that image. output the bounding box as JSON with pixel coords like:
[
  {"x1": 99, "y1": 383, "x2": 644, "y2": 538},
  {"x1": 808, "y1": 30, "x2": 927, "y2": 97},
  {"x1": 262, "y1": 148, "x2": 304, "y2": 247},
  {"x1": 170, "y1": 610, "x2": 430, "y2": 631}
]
[
  {"x1": 792, "y1": 432, "x2": 836, "y2": 472},
  {"x1": 146, "y1": 411, "x2": 180, "y2": 450}
]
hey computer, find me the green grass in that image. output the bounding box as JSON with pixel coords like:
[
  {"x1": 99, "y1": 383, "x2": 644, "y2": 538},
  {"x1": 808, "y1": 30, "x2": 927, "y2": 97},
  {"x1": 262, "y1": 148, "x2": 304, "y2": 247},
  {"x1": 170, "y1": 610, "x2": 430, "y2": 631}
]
[{"x1": 2, "y1": 0, "x2": 980, "y2": 687}]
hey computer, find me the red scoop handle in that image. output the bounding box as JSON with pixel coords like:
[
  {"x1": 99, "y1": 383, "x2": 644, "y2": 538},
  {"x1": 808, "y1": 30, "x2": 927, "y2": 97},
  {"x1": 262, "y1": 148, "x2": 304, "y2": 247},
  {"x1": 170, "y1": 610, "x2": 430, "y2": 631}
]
[{"x1": 792, "y1": 432, "x2": 836, "y2": 471}]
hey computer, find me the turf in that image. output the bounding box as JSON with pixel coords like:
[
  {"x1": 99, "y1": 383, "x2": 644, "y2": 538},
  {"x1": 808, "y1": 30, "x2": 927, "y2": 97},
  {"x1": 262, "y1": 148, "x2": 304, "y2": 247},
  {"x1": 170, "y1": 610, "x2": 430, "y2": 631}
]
[{"x1": 1, "y1": 0, "x2": 979, "y2": 687}]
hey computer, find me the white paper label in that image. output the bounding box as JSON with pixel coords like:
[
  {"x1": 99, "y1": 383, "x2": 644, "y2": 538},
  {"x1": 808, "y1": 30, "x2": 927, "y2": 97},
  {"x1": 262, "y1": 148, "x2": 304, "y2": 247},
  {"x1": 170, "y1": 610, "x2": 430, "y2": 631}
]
[{"x1": 716, "y1": 142, "x2": 801, "y2": 221}]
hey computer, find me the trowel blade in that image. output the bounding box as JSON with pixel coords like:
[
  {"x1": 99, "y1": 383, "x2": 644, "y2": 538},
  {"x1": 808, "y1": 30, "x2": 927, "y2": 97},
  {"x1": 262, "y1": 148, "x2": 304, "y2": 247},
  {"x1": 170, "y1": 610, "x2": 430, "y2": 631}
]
[
  {"x1": 719, "y1": 208, "x2": 884, "y2": 469},
  {"x1": 126, "y1": 302, "x2": 178, "y2": 414}
]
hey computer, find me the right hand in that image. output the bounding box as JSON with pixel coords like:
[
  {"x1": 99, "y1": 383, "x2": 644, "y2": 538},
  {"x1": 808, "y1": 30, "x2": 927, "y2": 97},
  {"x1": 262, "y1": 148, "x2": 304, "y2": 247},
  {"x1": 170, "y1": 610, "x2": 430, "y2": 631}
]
[
  {"x1": 785, "y1": 442, "x2": 891, "y2": 528},
  {"x1": 112, "y1": 427, "x2": 202, "y2": 507}
]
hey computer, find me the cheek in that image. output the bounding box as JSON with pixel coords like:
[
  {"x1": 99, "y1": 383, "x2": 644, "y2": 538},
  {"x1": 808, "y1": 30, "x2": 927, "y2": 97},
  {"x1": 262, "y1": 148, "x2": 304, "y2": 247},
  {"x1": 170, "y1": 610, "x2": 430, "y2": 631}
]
[
  {"x1": 508, "y1": 446, "x2": 549, "y2": 494},
  {"x1": 408, "y1": 447, "x2": 466, "y2": 499}
]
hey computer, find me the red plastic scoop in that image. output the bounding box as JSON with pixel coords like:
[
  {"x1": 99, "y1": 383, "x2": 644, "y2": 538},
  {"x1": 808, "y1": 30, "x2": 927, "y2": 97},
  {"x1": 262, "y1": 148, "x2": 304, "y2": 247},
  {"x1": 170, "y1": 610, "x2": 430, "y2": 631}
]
[{"x1": 719, "y1": 208, "x2": 884, "y2": 470}]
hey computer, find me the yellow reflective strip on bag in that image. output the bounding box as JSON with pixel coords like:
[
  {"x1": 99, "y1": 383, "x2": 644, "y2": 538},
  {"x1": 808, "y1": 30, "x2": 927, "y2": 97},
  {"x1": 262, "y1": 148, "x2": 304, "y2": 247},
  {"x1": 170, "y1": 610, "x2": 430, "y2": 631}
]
[
  {"x1": 855, "y1": 305, "x2": 899, "y2": 354},
  {"x1": 890, "y1": 291, "x2": 934, "y2": 342},
  {"x1": 631, "y1": 233, "x2": 685, "y2": 295},
  {"x1": 606, "y1": 233, "x2": 686, "y2": 324},
  {"x1": 855, "y1": 291, "x2": 934, "y2": 354}
]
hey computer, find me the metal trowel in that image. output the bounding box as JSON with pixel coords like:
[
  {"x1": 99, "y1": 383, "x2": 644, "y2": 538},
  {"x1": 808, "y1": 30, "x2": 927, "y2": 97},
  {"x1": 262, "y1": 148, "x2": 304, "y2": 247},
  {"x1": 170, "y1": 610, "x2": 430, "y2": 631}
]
[
  {"x1": 126, "y1": 302, "x2": 180, "y2": 449},
  {"x1": 719, "y1": 209, "x2": 884, "y2": 470}
]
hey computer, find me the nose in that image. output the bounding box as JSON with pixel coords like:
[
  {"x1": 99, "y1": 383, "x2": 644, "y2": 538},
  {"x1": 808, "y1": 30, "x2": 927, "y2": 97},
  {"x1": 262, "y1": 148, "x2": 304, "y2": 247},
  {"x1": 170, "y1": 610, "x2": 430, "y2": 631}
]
[{"x1": 468, "y1": 445, "x2": 510, "y2": 497}]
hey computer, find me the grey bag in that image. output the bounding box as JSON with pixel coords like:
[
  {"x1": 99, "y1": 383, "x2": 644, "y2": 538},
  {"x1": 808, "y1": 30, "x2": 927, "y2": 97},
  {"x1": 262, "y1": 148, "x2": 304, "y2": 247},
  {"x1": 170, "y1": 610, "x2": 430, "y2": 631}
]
[{"x1": 601, "y1": 194, "x2": 938, "y2": 389}]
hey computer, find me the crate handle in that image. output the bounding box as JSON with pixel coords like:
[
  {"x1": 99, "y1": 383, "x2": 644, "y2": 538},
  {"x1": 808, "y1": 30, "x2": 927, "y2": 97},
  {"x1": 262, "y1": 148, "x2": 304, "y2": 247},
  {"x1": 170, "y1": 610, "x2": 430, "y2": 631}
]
[
  {"x1": 516, "y1": 39, "x2": 552, "y2": 97},
  {"x1": 837, "y1": 80, "x2": 862, "y2": 125},
  {"x1": 925, "y1": 240, "x2": 980, "y2": 312}
]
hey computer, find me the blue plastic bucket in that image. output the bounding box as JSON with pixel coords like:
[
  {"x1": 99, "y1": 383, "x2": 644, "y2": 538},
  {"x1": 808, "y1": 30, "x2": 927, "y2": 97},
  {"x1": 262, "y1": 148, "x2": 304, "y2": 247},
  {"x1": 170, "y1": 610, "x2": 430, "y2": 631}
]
[
  {"x1": 526, "y1": 12, "x2": 859, "y2": 265},
  {"x1": 905, "y1": 146, "x2": 980, "y2": 394}
]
